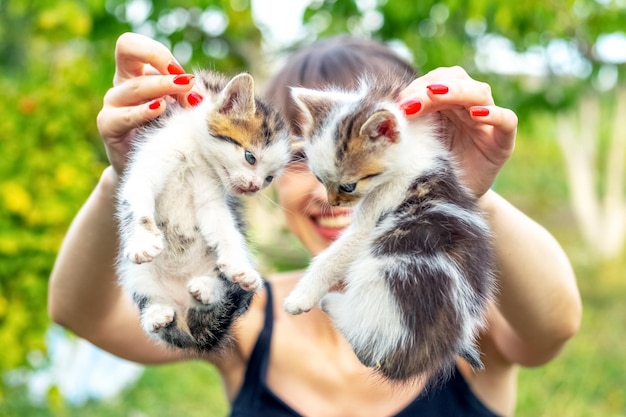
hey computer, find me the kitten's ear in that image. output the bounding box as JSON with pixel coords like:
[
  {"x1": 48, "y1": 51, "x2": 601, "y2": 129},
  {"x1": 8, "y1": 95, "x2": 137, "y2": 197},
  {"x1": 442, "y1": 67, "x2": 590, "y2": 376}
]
[
  {"x1": 360, "y1": 110, "x2": 400, "y2": 144},
  {"x1": 290, "y1": 87, "x2": 333, "y2": 138},
  {"x1": 219, "y1": 73, "x2": 256, "y2": 117}
]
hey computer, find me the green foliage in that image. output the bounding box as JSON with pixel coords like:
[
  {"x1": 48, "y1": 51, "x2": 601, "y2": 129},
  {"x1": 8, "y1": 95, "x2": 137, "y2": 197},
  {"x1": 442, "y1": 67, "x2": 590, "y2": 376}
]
[
  {"x1": 103, "y1": 0, "x2": 262, "y2": 72},
  {"x1": 0, "y1": 361, "x2": 229, "y2": 416},
  {"x1": 0, "y1": 9, "x2": 111, "y2": 396},
  {"x1": 0, "y1": 0, "x2": 262, "y2": 400},
  {"x1": 302, "y1": 0, "x2": 626, "y2": 114}
]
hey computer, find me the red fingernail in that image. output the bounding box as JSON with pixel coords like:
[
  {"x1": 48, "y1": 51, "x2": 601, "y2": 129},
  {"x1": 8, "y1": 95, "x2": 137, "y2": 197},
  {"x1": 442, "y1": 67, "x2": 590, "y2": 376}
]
[
  {"x1": 173, "y1": 74, "x2": 195, "y2": 85},
  {"x1": 167, "y1": 60, "x2": 185, "y2": 75},
  {"x1": 471, "y1": 107, "x2": 490, "y2": 117},
  {"x1": 148, "y1": 99, "x2": 161, "y2": 110},
  {"x1": 427, "y1": 84, "x2": 449, "y2": 95},
  {"x1": 187, "y1": 92, "x2": 203, "y2": 107},
  {"x1": 400, "y1": 100, "x2": 422, "y2": 115}
]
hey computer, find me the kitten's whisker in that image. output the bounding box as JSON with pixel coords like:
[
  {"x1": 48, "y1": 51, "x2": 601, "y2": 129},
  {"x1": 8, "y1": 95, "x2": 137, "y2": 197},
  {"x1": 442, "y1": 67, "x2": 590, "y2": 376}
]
[{"x1": 256, "y1": 189, "x2": 290, "y2": 214}]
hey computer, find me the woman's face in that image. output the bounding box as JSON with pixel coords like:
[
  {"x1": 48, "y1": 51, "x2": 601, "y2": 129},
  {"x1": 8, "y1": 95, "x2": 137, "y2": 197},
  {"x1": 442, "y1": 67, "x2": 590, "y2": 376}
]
[{"x1": 276, "y1": 159, "x2": 352, "y2": 257}]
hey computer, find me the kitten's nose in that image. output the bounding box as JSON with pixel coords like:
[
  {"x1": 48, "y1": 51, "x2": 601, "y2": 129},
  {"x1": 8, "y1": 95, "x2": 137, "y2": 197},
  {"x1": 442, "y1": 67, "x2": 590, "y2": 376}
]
[
  {"x1": 247, "y1": 182, "x2": 260, "y2": 193},
  {"x1": 328, "y1": 196, "x2": 341, "y2": 206}
]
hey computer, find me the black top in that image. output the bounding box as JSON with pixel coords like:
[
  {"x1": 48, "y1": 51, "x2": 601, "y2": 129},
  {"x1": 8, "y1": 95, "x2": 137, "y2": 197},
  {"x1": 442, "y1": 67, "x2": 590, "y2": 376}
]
[{"x1": 229, "y1": 282, "x2": 501, "y2": 417}]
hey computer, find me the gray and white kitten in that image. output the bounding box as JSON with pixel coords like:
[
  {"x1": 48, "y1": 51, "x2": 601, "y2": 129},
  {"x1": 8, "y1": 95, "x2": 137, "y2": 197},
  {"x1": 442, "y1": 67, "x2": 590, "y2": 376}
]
[
  {"x1": 117, "y1": 70, "x2": 290, "y2": 352},
  {"x1": 283, "y1": 73, "x2": 496, "y2": 382}
]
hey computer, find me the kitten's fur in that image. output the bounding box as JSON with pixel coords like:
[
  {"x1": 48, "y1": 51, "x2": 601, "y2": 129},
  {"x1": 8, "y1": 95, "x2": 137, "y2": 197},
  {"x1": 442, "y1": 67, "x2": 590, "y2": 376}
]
[
  {"x1": 283, "y1": 73, "x2": 496, "y2": 382},
  {"x1": 117, "y1": 70, "x2": 289, "y2": 352}
]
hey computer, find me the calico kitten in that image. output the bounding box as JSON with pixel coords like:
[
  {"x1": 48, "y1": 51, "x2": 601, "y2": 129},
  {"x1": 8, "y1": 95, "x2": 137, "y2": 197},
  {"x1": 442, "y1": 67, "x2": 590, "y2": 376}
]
[
  {"x1": 117, "y1": 70, "x2": 290, "y2": 352},
  {"x1": 283, "y1": 73, "x2": 496, "y2": 382}
]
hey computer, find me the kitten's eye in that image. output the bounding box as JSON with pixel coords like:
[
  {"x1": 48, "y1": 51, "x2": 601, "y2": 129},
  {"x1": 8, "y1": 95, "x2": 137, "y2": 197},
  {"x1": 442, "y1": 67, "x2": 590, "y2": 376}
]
[
  {"x1": 244, "y1": 150, "x2": 256, "y2": 165},
  {"x1": 265, "y1": 175, "x2": 274, "y2": 183},
  {"x1": 315, "y1": 175, "x2": 323, "y2": 184},
  {"x1": 339, "y1": 183, "x2": 357, "y2": 193},
  {"x1": 214, "y1": 134, "x2": 241, "y2": 147}
]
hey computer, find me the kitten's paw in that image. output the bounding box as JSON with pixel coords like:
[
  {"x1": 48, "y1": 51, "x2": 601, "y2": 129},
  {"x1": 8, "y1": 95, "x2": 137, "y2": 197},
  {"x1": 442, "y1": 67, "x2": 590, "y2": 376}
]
[
  {"x1": 319, "y1": 292, "x2": 343, "y2": 316},
  {"x1": 141, "y1": 304, "x2": 175, "y2": 333},
  {"x1": 217, "y1": 260, "x2": 263, "y2": 292},
  {"x1": 188, "y1": 276, "x2": 224, "y2": 305},
  {"x1": 124, "y1": 227, "x2": 164, "y2": 264},
  {"x1": 283, "y1": 291, "x2": 318, "y2": 315},
  {"x1": 283, "y1": 271, "x2": 326, "y2": 315}
]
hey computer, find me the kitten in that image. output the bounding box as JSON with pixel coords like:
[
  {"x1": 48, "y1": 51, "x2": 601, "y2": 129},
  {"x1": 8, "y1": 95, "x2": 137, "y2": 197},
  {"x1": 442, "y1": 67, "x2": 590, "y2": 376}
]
[
  {"x1": 117, "y1": 70, "x2": 290, "y2": 352},
  {"x1": 283, "y1": 73, "x2": 496, "y2": 382}
]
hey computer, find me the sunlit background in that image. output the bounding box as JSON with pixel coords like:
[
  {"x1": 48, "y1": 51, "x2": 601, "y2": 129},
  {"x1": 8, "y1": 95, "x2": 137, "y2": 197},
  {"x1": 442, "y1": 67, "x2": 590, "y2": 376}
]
[{"x1": 0, "y1": 0, "x2": 624, "y2": 416}]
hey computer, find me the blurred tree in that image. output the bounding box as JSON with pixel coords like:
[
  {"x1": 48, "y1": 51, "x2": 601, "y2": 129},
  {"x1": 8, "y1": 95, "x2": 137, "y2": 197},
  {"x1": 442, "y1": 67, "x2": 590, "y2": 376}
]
[
  {"x1": 300, "y1": 0, "x2": 626, "y2": 259},
  {"x1": 556, "y1": 89, "x2": 626, "y2": 259},
  {"x1": 0, "y1": 0, "x2": 262, "y2": 399},
  {"x1": 301, "y1": 0, "x2": 626, "y2": 108}
]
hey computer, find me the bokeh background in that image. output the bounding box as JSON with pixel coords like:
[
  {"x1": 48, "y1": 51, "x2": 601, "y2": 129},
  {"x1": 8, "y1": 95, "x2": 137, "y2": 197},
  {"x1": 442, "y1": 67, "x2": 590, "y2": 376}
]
[{"x1": 0, "y1": 0, "x2": 624, "y2": 416}]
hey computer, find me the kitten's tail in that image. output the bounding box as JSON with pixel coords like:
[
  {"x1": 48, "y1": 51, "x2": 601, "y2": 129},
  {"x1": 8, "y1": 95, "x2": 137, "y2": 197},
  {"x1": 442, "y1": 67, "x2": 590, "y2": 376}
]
[
  {"x1": 155, "y1": 277, "x2": 255, "y2": 353},
  {"x1": 186, "y1": 278, "x2": 254, "y2": 352}
]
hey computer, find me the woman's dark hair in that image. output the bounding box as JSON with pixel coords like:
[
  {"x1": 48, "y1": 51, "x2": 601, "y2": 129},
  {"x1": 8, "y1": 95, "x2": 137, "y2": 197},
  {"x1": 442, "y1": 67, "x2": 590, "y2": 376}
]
[{"x1": 263, "y1": 35, "x2": 417, "y2": 135}]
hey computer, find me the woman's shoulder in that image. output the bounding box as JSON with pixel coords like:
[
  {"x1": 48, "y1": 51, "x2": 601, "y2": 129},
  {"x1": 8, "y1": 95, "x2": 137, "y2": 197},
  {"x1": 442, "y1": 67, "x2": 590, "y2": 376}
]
[{"x1": 266, "y1": 270, "x2": 303, "y2": 297}]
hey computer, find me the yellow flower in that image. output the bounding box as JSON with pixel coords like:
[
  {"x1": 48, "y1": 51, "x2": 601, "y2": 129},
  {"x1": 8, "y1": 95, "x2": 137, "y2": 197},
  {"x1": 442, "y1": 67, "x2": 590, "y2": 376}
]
[{"x1": 1, "y1": 181, "x2": 32, "y2": 216}]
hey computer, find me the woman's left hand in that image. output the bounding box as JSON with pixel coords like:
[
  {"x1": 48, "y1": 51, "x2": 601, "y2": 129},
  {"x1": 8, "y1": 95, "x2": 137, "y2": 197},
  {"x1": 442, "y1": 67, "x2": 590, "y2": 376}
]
[{"x1": 398, "y1": 66, "x2": 518, "y2": 197}]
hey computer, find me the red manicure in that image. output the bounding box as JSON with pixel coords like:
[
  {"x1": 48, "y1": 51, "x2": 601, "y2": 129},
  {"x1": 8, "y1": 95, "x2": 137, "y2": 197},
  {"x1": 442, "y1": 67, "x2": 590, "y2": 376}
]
[
  {"x1": 470, "y1": 107, "x2": 490, "y2": 117},
  {"x1": 167, "y1": 60, "x2": 185, "y2": 75},
  {"x1": 427, "y1": 84, "x2": 449, "y2": 95},
  {"x1": 187, "y1": 92, "x2": 203, "y2": 107},
  {"x1": 400, "y1": 100, "x2": 422, "y2": 116},
  {"x1": 148, "y1": 99, "x2": 161, "y2": 110},
  {"x1": 173, "y1": 74, "x2": 195, "y2": 85}
]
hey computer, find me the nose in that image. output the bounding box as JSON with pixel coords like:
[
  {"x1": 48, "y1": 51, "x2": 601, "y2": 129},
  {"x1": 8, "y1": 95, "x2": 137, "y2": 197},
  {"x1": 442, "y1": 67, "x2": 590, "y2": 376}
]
[
  {"x1": 312, "y1": 181, "x2": 327, "y2": 200},
  {"x1": 247, "y1": 182, "x2": 260, "y2": 193}
]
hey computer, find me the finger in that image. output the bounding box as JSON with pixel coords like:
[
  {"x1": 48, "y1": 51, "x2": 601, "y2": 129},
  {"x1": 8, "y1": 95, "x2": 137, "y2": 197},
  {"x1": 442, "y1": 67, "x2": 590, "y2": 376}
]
[
  {"x1": 400, "y1": 77, "x2": 495, "y2": 117},
  {"x1": 469, "y1": 106, "x2": 517, "y2": 133},
  {"x1": 97, "y1": 99, "x2": 167, "y2": 140},
  {"x1": 468, "y1": 105, "x2": 518, "y2": 150},
  {"x1": 399, "y1": 66, "x2": 471, "y2": 102},
  {"x1": 104, "y1": 74, "x2": 196, "y2": 107},
  {"x1": 113, "y1": 32, "x2": 184, "y2": 84}
]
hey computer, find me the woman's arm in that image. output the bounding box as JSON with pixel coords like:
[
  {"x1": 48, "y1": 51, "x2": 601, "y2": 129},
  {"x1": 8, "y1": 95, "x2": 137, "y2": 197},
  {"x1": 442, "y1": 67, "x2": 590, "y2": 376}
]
[
  {"x1": 48, "y1": 167, "x2": 183, "y2": 363},
  {"x1": 479, "y1": 190, "x2": 581, "y2": 366}
]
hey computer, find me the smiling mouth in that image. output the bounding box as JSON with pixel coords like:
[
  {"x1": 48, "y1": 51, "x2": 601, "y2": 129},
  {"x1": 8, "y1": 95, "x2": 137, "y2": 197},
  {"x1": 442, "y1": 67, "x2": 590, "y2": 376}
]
[
  {"x1": 312, "y1": 212, "x2": 352, "y2": 241},
  {"x1": 316, "y1": 213, "x2": 352, "y2": 228}
]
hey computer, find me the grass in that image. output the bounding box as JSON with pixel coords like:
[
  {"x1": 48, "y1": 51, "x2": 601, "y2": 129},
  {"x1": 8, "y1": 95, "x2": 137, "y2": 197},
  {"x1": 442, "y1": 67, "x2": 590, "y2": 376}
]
[
  {"x1": 516, "y1": 257, "x2": 626, "y2": 417},
  {"x1": 0, "y1": 361, "x2": 228, "y2": 417}
]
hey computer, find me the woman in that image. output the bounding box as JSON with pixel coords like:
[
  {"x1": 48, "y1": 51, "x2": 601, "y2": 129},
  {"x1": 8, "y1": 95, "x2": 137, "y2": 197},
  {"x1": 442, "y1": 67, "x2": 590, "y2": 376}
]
[{"x1": 48, "y1": 32, "x2": 581, "y2": 416}]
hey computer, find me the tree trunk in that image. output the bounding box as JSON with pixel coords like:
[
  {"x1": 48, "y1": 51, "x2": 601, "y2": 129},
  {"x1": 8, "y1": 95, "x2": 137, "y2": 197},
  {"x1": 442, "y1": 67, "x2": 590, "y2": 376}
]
[{"x1": 556, "y1": 89, "x2": 626, "y2": 260}]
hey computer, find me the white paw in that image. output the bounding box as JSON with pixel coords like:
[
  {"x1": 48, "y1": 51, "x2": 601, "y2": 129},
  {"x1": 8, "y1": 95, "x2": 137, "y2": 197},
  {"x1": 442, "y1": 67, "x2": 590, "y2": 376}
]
[
  {"x1": 283, "y1": 290, "x2": 318, "y2": 315},
  {"x1": 217, "y1": 259, "x2": 262, "y2": 292},
  {"x1": 124, "y1": 227, "x2": 164, "y2": 264},
  {"x1": 319, "y1": 292, "x2": 342, "y2": 315},
  {"x1": 142, "y1": 304, "x2": 175, "y2": 333},
  {"x1": 188, "y1": 276, "x2": 224, "y2": 305}
]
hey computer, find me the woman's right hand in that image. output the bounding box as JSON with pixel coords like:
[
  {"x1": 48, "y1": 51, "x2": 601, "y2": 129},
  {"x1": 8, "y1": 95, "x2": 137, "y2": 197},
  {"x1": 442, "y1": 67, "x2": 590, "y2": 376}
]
[
  {"x1": 398, "y1": 66, "x2": 517, "y2": 198},
  {"x1": 96, "y1": 32, "x2": 202, "y2": 176}
]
